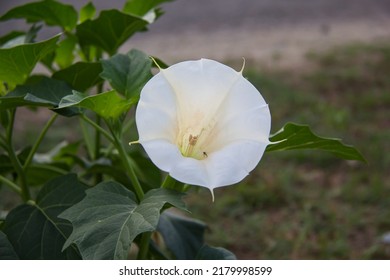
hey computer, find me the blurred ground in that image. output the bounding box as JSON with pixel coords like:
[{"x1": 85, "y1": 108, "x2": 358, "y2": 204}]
[{"x1": 1, "y1": 0, "x2": 390, "y2": 67}]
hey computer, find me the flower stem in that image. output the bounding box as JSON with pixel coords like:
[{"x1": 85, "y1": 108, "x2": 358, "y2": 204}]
[
  {"x1": 137, "y1": 232, "x2": 152, "y2": 260},
  {"x1": 111, "y1": 131, "x2": 144, "y2": 201},
  {"x1": 23, "y1": 113, "x2": 58, "y2": 170},
  {"x1": 80, "y1": 115, "x2": 114, "y2": 144},
  {"x1": 161, "y1": 174, "x2": 177, "y2": 189},
  {"x1": 6, "y1": 109, "x2": 30, "y2": 201},
  {"x1": 161, "y1": 174, "x2": 186, "y2": 192},
  {"x1": 0, "y1": 174, "x2": 22, "y2": 194}
]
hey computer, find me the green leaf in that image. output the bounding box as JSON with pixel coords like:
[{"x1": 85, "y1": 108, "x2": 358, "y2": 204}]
[
  {"x1": 76, "y1": 10, "x2": 148, "y2": 55},
  {"x1": 0, "y1": 76, "x2": 79, "y2": 116},
  {"x1": 266, "y1": 123, "x2": 366, "y2": 162},
  {"x1": 0, "y1": 0, "x2": 78, "y2": 32},
  {"x1": 129, "y1": 149, "x2": 162, "y2": 190},
  {"x1": 85, "y1": 161, "x2": 132, "y2": 188},
  {"x1": 196, "y1": 245, "x2": 237, "y2": 260},
  {"x1": 0, "y1": 231, "x2": 19, "y2": 260},
  {"x1": 0, "y1": 35, "x2": 59, "y2": 88},
  {"x1": 58, "y1": 90, "x2": 136, "y2": 119},
  {"x1": 2, "y1": 174, "x2": 85, "y2": 259},
  {"x1": 53, "y1": 62, "x2": 103, "y2": 91},
  {"x1": 55, "y1": 35, "x2": 77, "y2": 69},
  {"x1": 100, "y1": 49, "x2": 152, "y2": 99},
  {"x1": 79, "y1": 2, "x2": 96, "y2": 23},
  {"x1": 60, "y1": 183, "x2": 186, "y2": 259},
  {"x1": 157, "y1": 212, "x2": 207, "y2": 259},
  {"x1": 26, "y1": 164, "x2": 68, "y2": 187},
  {"x1": 123, "y1": 0, "x2": 174, "y2": 23}
]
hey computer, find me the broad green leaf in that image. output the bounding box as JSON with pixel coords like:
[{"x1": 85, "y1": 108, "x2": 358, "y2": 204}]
[
  {"x1": 2, "y1": 174, "x2": 85, "y2": 259},
  {"x1": 0, "y1": 231, "x2": 19, "y2": 260},
  {"x1": 123, "y1": 0, "x2": 174, "y2": 23},
  {"x1": 196, "y1": 245, "x2": 237, "y2": 260},
  {"x1": 79, "y1": 2, "x2": 96, "y2": 23},
  {"x1": 26, "y1": 164, "x2": 68, "y2": 187},
  {"x1": 129, "y1": 149, "x2": 162, "y2": 190},
  {"x1": 55, "y1": 36, "x2": 77, "y2": 69},
  {"x1": 53, "y1": 62, "x2": 103, "y2": 91},
  {"x1": 157, "y1": 212, "x2": 207, "y2": 259},
  {"x1": 60, "y1": 183, "x2": 186, "y2": 259},
  {"x1": 76, "y1": 10, "x2": 148, "y2": 55},
  {"x1": 0, "y1": 35, "x2": 59, "y2": 88},
  {"x1": 0, "y1": 76, "x2": 79, "y2": 116},
  {"x1": 0, "y1": 0, "x2": 78, "y2": 32},
  {"x1": 266, "y1": 123, "x2": 366, "y2": 162},
  {"x1": 85, "y1": 161, "x2": 132, "y2": 188},
  {"x1": 100, "y1": 49, "x2": 152, "y2": 99},
  {"x1": 58, "y1": 90, "x2": 135, "y2": 119}
]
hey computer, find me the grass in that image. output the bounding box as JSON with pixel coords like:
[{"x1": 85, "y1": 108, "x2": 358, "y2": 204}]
[{"x1": 185, "y1": 41, "x2": 390, "y2": 259}]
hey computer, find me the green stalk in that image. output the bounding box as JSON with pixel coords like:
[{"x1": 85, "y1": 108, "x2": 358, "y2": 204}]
[
  {"x1": 23, "y1": 113, "x2": 58, "y2": 170},
  {"x1": 137, "y1": 232, "x2": 152, "y2": 260},
  {"x1": 110, "y1": 130, "x2": 144, "y2": 201},
  {"x1": 79, "y1": 118, "x2": 95, "y2": 160},
  {"x1": 161, "y1": 174, "x2": 177, "y2": 189},
  {"x1": 137, "y1": 174, "x2": 179, "y2": 260},
  {"x1": 0, "y1": 174, "x2": 22, "y2": 194},
  {"x1": 6, "y1": 109, "x2": 30, "y2": 201},
  {"x1": 81, "y1": 115, "x2": 114, "y2": 144},
  {"x1": 94, "y1": 115, "x2": 103, "y2": 184}
]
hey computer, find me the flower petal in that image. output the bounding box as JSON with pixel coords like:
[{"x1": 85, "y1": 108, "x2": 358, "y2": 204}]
[
  {"x1": 204, "y1": 140, "x2": 267, "y2": 190},
  {"x1": 141, "y1": 139, "x2": 209, "y2": 187},
  {"x1": 140, "y1": 139, "x2": 182, "y2": 172},
  {"x1": 136, "y1": 73, "x2": 177, "y2": 142}
]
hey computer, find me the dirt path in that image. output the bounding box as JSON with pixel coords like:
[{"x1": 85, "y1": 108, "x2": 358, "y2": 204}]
[
  {"x1": 2, "y1": 0, "x2": 390, "y2": 69},
  {"x1": 129, "y1": 0, "x2": 390, "y2": 68}
]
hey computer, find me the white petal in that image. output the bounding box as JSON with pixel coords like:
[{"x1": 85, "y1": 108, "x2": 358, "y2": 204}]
[
  {"x1": 141, "y1": 139, "x2": 209, "y2": 187},
  {"x1": 160, "y1": 59, "x2": 241, "y2": 131},
  {"x1": 207, "y1": 105, "x2": 271, "y2": 152},
  {"x1": 136, "y1": 73, "x2": 177, "y2": 142},
  {"x1": 169, "y1": 158, "x2": 209, "y2": 187},
  {"x1": 204, "y1": 140, "x2": 267, "y2": 190},
  {"x1": 140, "y1": 139, "x2": 182, "y2": 172}
]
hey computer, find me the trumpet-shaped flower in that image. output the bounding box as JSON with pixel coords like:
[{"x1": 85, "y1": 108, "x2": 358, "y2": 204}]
[{"x1": 135, "y1": 58, "x2": 271, "y2": 193}]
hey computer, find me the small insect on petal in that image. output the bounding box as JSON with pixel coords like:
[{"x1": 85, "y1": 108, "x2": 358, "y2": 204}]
[{"x1": 135, "y1": 58, "x2": 271, "y2": 195}]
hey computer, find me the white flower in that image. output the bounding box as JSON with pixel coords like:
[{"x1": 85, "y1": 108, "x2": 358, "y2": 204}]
[{"x1": 135, "y1": 58, "x2": 271, "y2": 194}]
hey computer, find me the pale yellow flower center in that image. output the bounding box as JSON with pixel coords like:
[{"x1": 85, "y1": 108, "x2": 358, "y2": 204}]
[{"x1": 176, "y1": 113, "x2": 216, "y2": 160}]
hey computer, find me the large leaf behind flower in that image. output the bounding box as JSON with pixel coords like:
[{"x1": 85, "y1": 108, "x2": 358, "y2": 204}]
[
  {"x1": 100, "y1": 49, "x2": 152, "y2": 99},
  {"x1": 58, "y1": 90, "x2": 136, "y2": 119},
  {"x1": 157, "y1": 212, "x2": 207, "y2": 259},
  {"x1": 0, "y1": 0, "x2": 77, "y2": 32},
  {"x1": 60, "y1": 183, "x2": 186, "y2": 259},
  {"x1": 266, "y1": 123, "x2": 366, "y2": 162},
  {"x1": 0, "y1": 35, "x2": 59, "y2": 88},
  {"x1": 76, "y1": 10, "x2": 148, "y2": 55},
  {"x1": 2, "y1": 174, "x2": 85, "y2": 259},
  {"x1": 52, "y1": 62, "x2": 103, "y2": 91}
]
